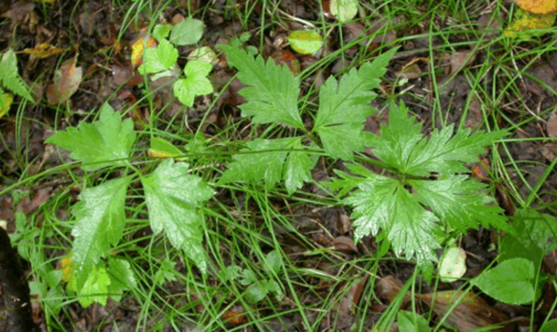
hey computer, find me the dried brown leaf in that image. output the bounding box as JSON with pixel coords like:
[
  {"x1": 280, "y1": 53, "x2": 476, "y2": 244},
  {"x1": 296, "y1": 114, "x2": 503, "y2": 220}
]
[{"x1": 417, "y1": 291, "x2": 515, "y2": 332}]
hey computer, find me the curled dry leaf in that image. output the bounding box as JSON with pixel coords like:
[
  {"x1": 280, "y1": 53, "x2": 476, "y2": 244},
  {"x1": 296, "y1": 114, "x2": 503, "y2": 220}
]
[
  {"x1": 46, "y1": 58, "x2": 83, "y2": 105},
  {"x1": 375, "y1": 275, "x2": 411, "y2": 307},
  {"x1": 332, "y1": 236, "x2": 359, "y2": 253},
  {"x1": 417, "y1": 291, "x2": 515, "y2": 332},
  {"x1": 449, "y1": 50, "x2": 476, "y2": 76}
]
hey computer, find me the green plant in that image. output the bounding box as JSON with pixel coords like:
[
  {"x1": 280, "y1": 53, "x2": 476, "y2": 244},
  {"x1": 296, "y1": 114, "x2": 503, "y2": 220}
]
[
  {"x1": 217, "y1": 44, "x2": 396, "y2": 193},
  {"x1": 44, "y1": 39, "x2": 511, "y2": 309},
  {"x1": 469, "y1": 209, "x2": 557, "y2": 306},
  {"x1": 326, "y1": 102, "x2": 510, "y2": 266},
  {"x1": 218, "y1": 250, "x2": 283, "y2": 304},
  {"x1": 217, "y1": 44, "x2": 509, "y2": 267},
  {"x1": 139, "y1": 20, "x2": 214, "y2": 107},
  {"x1": 45, "y1": 103, "x2": 214, "y2": 307}
]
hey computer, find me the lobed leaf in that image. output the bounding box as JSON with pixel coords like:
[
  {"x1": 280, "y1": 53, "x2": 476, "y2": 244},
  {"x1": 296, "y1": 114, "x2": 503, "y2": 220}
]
[
  {"x1": 410, "y1": 176, "x2": 510, "y2": 233},
  {"x1": 78, "y1": 266, "x2": 111, "y2": 308},
  {"x1": 218, "y1": 44, "x2": 304, "y2": 130},
  {"x1": 46, "y1": 104, "x2": 136, "y2": 171},
  {"x1": 370, "y1": 102, "x2": 508, "y2": 176},
  {"x1": 313, "y1": 67, "x2": 377, "y2": 160},
  {"x1": 138, "y1": 39, "x2": 178, "y2": 75},
  {"x1": 346, "y1": 173, "x2": 440, "y2": 263},
  {"x1": 218, "y1": 137, "x2": 314, "y2": 195},
  {"x1": 71, "y1": 177, "x2": 131, "y2": 289},
  {"x1": 172, "y1": 60, "x2": 214, "y2": 107},
  {"x1": 141, "y1": 159, "x2": 214, "y2": 274}
]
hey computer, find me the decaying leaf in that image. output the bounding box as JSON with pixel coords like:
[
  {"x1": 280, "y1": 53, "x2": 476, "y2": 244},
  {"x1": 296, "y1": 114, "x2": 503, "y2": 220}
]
[
  {"x1": 375, "y1": 275, "x2": 411, "y2": 306},
  {"x1": 288, "y1": 30, "x2": 323, "y2": 55},
  {"x1": 417, "y1": 291, "x2": 514, "y2": 332},
  {"x1": 505, "y1": 7, "x2": 556, "y2": 39},
  {"x1": 131, "y1": 36, "x2": 156, "y2": 67},
  {"x1": 514, "y1": 0, "x2": 557, "y2": 14},
  {"x1": 438, "y1": 247, "x2": 467, "y2": 283},
  {"x1": 330, "y1": 0, "x2": 359, "y2": 22},
  {"x1": 187, "y1": 46, "x2": 217, "y2": 64},
  {"x1": 46, "y1": 57, "x2": 83, "y2": 105},
  {"x1": 0, "y1": 92, "x2": 13, "y2": 119},
  {"x1": 270, "y1": 49, "x2": 301, "y2": 74},
  {"x1": 23, "y1": 43, "x2": 64, "y2": 58},
  {"x1": 148, "y1": 137, "x2": 183, "y2": 159},
  {"x1": 60, "y1": 254, "x2": 74, "y2": 283},
  {"x1": 547, "y1": 111, "x2": 557, "y2": 137}
]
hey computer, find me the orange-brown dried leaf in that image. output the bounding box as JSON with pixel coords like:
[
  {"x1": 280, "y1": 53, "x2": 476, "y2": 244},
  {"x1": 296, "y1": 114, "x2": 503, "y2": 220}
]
[
  {"x1": 270, "y1": 50, "x2": 301, "y2": 75},
  {"x1": 375, "y1": 275, "x2": 411, "y2": 306},
  {"x1": 514, "y1": 0, "x2": 557, "y2": 14},
  {"x1": 46, "y1": 58, "x2": 83, "y2": 104},
  {"x1": 222, "y1": 305, "x2": 248, "y2": 326},
  {"x1": 418, "y1": 291, "x2": 515, "y2": 332},
  {"x1": 131, "y1": 36, "x2": 156, "y2": 67},
  {"x1": 23, "y1": 43, "x2": 64, "y2": 58}
]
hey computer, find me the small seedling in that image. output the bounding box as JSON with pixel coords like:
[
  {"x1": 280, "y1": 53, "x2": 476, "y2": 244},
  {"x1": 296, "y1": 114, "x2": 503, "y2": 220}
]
[
  {"x1": 218, "y1": 250, "x2": 284, "y2": 304},
  {"x1": 138, "y1": 29, "x2": 214, "y2": 107}
]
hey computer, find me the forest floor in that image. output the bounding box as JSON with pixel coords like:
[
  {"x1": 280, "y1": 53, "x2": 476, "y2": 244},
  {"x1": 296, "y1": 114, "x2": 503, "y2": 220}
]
[{"x1": 1, "y1": 0, "x2": 557, "y2": 331}]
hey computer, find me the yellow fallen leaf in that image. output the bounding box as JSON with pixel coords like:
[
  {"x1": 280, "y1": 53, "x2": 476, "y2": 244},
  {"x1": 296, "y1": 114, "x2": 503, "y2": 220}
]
[
  {"x1": 131, "y1": 36, "x2": 156, "y2": 67},
  {"x1": 60, "y1": 254, "x2": 74, "y2": 283},
  {"x1": 505, "y1": 7, "x2": 556, "y2": 39},
  {"x1": 23, "y1": 43, "x2": 64, "y2": 58},
  {"x1": 0, "y1": 93, "x2": 14, "y2": 119},
  {"x1": 514, "y1": 0, "x2": 557, "y2": 14}
]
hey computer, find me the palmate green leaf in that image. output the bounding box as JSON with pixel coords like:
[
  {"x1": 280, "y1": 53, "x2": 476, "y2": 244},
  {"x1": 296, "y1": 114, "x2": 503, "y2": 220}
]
[
  {"x1": 345, "y1": 172, "x2": 440, "y2": 263},
  {"x1": 409, "y1": 176, "x2": 510, "y2": 233},
  {"x1": 217, "y1": 137, "x2": 315, "y2": 195},
  {"x1": 218, "y1": 44, "x2": 304, "y2": 130},
  {"x1": 313, "y1": 67, "x2": 377, "y2": 160},
  {"x1": 172, "y1": 60, "x2": 214, "y2": 107},
  {"x1": 138, "y1": 39, "x2": 178, "y2": 75},
  {"x1": 337, "y1": 101, "x2": 508, "y2": 265},
  {"x1": 370, "y1": 102, "x2": 508, "y2": 177},
  {"x1": 71, "y1": 177, "x2": 131, "y2": 289},
  {"x1": 141, "y1": 159, "x2": 214, "y2": 274},
  {"x1": 46, "y1": 103, "x2": 136, "y2": 171}
]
